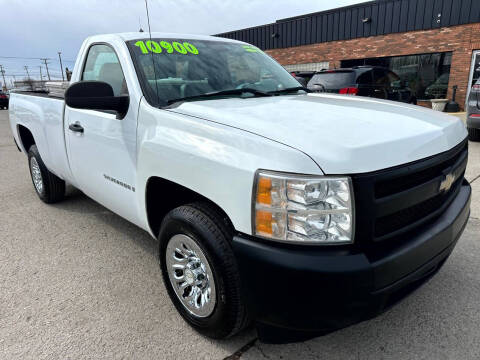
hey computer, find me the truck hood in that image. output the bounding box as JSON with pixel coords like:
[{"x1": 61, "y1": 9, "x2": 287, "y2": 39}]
[{"x1": 167, "y1": 93, "x2": 467, "y2": 174}]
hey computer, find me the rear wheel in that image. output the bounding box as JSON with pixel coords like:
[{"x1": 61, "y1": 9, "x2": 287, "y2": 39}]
[
  {"x1": 28, "y1": 145, "x2": 65, "y2": 203},
  {"x1": 159, "y1": 202, "x2": 249, "y2": 339},
  {"x1": 468, "y1": 127, "x2": 480, "y2": 142}
]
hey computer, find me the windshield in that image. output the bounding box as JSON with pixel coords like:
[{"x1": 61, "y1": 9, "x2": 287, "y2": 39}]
[
  {"x1": 307, "y1": 72, "x2": 355, "y2": 89},
  {"x1": 127, "y1": 38, "x2": 301, "y2": 106}
]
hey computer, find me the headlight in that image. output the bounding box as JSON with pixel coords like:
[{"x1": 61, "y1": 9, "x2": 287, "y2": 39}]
[{"x1": 253, "y1": 170, "x2": 354, "y2": 245}]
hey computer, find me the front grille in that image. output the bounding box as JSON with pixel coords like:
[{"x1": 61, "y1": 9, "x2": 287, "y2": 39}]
[
  {"x1": 375, "y1": 176, "x2": 463, "y2": 237},
  {"x1": 352, "y1": 139, "x2": 468, "y2": 244},
  {"x1": 375, "y1": 151, "x2": 463, "y2": 198}
]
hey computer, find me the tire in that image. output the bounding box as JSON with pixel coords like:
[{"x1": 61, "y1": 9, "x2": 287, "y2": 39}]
[
  {"x1": 28, "y1": 145, "x2": 65, "y2": 203},
  {"x1": 468, "y1": 127, "x2": 480, "y2": 142},
  {"x1": 158, "y1": 202, "x2": 249, "y2": 339}
]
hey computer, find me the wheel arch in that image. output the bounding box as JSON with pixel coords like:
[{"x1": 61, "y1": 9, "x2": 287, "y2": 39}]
[
  {"x1": 145, "y1": 176, "x2": 235, "y2": 238},
  {"x1": 17, "y1": 124, "x2": 35, "y2": 153}
]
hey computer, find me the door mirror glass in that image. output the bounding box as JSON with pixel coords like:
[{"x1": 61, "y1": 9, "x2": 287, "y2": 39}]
[{"x1": 65, "y1": 81, "x2": 129, "y2": 118}]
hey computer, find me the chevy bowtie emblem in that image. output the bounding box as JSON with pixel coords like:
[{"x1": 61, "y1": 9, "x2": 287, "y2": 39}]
[{"x1": 439, "y1": 173, "x2": 456, "y2": 192}]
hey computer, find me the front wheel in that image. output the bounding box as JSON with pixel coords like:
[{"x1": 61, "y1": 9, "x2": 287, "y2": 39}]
[{"x1": 158, "y1": 202, "x2": 249, "y2": 339}]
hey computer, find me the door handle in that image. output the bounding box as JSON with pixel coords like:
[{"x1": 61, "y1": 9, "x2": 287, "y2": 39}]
[{"x1": 69, "y1": 123, "x2": 84, "y2": 133}]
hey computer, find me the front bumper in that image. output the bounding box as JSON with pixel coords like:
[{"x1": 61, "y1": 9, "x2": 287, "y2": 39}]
[{"x1": 232, "y1": 181, "x2": 471, "y2": 341}]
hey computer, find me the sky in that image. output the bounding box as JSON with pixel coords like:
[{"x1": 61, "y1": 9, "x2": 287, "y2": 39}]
[{"x1": 0, "y1": 0, "x2": 365, "y2": 85}]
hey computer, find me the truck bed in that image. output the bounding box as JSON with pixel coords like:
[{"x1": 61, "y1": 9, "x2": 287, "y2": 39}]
[
  {"x1": 13, "y1": 91, "x2": 64, "y2": 100},
  {"x1": 9, "y1": 92, "x2": 71, "y2": 181}
]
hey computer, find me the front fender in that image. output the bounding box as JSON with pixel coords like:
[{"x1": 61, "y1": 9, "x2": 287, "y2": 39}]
[{"x1": 136, "y1": 100, "x2": 322, "y2": 235}]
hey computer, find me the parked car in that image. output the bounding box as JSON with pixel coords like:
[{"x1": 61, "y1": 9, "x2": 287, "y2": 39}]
[
  {"x1": 424, "y1": 73, "x2": 450, "y2": 99},
  {"x1": 290, "y1": 71, "x2": 316, "y2": 87},
  {"x1": 467, "y1": 80, "x2": 480, "y2": 141},
  {"x1": 0, "y1": 90, "x2": 9, "y2": 109},
  {"x1": 9, "y1": 33, "x2": 470, "y2": 343},
  {"x1": 307, "y1": 66, "x2": 417, "y2": 104}
]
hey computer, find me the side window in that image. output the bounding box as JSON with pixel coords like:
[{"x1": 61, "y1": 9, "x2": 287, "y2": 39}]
[
  {"x1": 356, "y1": 70, "x2": 373, "y2": 85},
  {"x1": 82, "y1": 44, "x2": 128, "y2": 96}
]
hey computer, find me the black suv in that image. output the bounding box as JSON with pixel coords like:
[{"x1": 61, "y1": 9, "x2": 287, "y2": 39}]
[
  {"x1": 0, "y1": 91, "x2": 8, "y2": 109},
  {"x1": 307, "y1": 66, "x2": 416, "y2": 104}
]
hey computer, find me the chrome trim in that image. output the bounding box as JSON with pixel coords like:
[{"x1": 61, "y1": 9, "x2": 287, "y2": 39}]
[
  {"x1": 30, "y1": 157, "x2": 43, "y2": 194},
  {"x1": 166, "y1": 234, "x2": 216, "y2": 318}
]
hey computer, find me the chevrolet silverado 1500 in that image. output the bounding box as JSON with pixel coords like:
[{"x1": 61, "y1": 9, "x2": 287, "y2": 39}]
[{"x1": 8, "y1": 32, "x2": 471, "y2": 342}]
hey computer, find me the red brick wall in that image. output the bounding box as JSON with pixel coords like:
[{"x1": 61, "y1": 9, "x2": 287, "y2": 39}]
[{"x1": 266, "y1": 23, "x2": 480, "y2": 110}]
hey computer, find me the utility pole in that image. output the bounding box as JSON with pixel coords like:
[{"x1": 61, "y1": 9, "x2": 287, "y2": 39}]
[
  {"x1": 40, "y1": 58, "x2": 51, "y2": 80},
  {"x1": 24, "y1": 65, "x2": 30, "y2": 80},
  {"x1": 0, "y1": 65, "x2": 6, "y2": 90},
  {"x1": 58, "y1": 52, "x2": 65, "y2": 81},
  {"x1": 39, "y1": 65, "x2": 43, "y2": 81}
]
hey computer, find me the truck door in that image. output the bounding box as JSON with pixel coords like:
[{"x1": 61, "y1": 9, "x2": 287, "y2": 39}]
[{"x1": 65, "y1": 44, "x2": 140, "y2": 225}]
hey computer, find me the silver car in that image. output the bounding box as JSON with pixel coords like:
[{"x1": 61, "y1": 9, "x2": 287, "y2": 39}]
[{"x1": 467, "y1": 80, "x2": 480, "y2": 141}]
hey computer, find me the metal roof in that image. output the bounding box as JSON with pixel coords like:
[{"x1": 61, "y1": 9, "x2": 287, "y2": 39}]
[{"x1": 216, "y1": 0, "x2": 480, "y2": 50}]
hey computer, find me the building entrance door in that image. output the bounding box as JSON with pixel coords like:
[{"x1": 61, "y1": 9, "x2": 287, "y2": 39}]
[{"x1": 466, "y1": 51, "x2": 480, "y2": 108}]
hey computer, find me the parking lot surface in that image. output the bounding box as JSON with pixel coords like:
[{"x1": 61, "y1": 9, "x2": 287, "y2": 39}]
[{"x1": 1, "y1": 109, "x2": 479, "y2": 359}]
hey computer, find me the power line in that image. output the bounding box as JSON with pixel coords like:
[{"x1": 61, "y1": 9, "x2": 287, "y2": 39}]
[
  {"x1": 4, "y1": 72, "x2": 64, "y2": 76},
  {"x1": 0, "y1": 56, "x2": 51, "y2": 60},
  {"x1": 0, "y1": 56, "x2": 76, "y2": 62}
]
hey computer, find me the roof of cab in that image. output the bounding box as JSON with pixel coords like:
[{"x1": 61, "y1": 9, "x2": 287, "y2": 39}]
[{"x1": 88, "y1": 32, "x2": 244, "y2": 44}]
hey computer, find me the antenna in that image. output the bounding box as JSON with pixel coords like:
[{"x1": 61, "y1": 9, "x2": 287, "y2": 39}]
[
  {"x1": 144, "y1": 0, "x2": 160, "y2": 105},
  {"x1": 144, "y1": 0, "x2": 152, "y2": 36}
]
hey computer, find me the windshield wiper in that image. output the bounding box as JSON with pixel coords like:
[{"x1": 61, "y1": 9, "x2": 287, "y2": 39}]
[
  {"x1": 268, "y1": 86, "x2": 311, "y2": 95},
  {"x1": 165, "y1": 88, "x2": 272, "y2": 106}
]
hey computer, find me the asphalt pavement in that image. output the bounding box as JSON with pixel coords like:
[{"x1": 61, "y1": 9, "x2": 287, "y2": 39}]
[{"x1": 0, "y1": 109, "x2": 479, "y2": 359}]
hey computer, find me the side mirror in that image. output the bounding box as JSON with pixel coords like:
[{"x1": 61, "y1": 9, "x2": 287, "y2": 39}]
[{"x1": 65, "y1": 81, "x2": 129, "y2": 118}]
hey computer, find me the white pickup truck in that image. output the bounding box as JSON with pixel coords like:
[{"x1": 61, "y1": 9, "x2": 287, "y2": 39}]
[{"x1": 9, "y1": 32, "x2": 471, "y2": 342}]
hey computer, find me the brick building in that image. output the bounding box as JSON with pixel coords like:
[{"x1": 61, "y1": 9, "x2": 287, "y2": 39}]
[{"x1": 217, "y1": 0, "x2": 480, "y2": 110}]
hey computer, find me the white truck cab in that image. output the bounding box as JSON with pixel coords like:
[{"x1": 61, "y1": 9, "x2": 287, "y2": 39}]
[{"x1": 9, "y1": 32, "x2": 471, "y2": 342}]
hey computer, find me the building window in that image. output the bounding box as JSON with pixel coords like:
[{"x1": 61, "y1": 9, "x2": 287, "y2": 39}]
[
  {"x1": 341, "y1": 52, "x2": 452, "y2": 100},
  {"x1": 284, "y1": 62, "x2": 330, "y2": 72}
]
